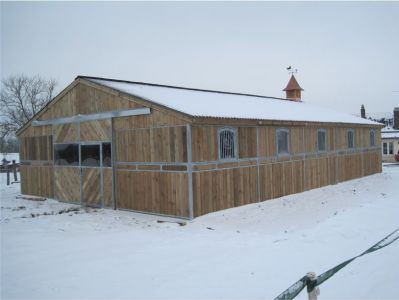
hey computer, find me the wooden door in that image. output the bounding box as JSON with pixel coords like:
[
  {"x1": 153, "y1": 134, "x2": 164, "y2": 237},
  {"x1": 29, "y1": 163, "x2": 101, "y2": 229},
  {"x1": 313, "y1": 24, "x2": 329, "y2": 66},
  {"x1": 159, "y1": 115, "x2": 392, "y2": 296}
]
[
  {"x1": 80, "y1": 144, "x2": 102, "y2": 206},
  {"x1": 82, "y1": 168, "x2": 101, "y2": 206}
]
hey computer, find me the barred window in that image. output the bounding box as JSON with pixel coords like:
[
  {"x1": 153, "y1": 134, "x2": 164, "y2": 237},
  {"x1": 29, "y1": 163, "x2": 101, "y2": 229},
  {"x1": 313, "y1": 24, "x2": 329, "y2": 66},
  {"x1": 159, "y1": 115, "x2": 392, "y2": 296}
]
[
  {"x1": 218, "y1": 128, "x2": 237, "y2": 159},
  {"x1": 276, "y1": 128, "x2": 289, "y2": 155},
  {"x1": 317, "y1": 129, "x2": 327, "y2": 152},
  {"x1": 347, "y1": 130, "x2": 354, "y2": 149},
  {"x1": 369, "y1": 130, "x2": 375, "y2": 147}
]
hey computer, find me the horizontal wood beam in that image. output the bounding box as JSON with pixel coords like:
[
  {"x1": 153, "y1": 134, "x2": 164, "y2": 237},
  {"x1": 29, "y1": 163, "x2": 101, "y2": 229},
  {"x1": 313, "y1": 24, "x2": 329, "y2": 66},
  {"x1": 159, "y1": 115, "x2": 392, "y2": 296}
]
[{"x1": 32, "y1": 108, "x2": 151, "y2": 126}]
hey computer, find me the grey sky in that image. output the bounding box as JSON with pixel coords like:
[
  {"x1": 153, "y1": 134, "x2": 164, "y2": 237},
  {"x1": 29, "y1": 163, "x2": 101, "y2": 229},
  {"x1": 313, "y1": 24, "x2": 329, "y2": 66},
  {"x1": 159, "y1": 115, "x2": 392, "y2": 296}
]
[{"x1": 1, "y1": 1, "x2": 398, "y2": 116}]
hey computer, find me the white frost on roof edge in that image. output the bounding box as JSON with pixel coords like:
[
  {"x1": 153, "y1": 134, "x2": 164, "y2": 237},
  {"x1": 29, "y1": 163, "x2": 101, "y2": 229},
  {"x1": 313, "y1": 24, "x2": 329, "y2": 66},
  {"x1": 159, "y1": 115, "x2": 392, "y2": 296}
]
[
  {"x1": 87, "y1": 78, "x2": 381, "y2": 126},
  {"x1": 382, "y1": 126, "x2": 399, "y2": 139},
  {"x1": 382, "y1": 132, "x2": 399, "y2": 139}
]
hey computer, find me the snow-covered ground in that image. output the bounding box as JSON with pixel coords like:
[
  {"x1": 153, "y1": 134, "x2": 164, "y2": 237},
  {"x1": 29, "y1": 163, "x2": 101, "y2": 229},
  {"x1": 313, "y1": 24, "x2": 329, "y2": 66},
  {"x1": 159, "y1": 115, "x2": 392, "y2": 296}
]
[
  {"x1": 1, "y1": 164, "x2": 399, "y2": 299},
  {"x1": 1, "y1": 152, "x2": 19, "y2": 164}
]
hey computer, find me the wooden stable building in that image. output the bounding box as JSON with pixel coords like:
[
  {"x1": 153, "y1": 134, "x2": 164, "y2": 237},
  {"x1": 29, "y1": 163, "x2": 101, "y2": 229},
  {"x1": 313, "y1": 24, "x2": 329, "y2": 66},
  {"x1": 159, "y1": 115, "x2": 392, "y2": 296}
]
[{"x1": 17, "y1": 75, "x2": 383, "y2": 219}]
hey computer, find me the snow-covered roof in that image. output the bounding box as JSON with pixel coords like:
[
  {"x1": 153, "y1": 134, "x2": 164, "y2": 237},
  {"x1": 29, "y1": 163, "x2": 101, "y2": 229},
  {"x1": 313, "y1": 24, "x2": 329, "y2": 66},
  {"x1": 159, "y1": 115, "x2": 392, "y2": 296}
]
[
  {"x1": 81, "y1": 77, "x2": 380, "y2": 126},
  {"x1": 381, "y1": 126, "x2": 399, "y2": 139}
]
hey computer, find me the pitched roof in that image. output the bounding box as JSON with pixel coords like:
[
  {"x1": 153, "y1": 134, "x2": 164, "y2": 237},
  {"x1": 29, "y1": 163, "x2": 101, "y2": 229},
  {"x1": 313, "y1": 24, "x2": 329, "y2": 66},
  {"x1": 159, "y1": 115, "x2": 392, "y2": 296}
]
[
  {"x1": 283, "y1": 75, "x2": 304, "y2": 91},
  {"x1": 78, "y1": 76, "x2": 380, "y2": 126}
]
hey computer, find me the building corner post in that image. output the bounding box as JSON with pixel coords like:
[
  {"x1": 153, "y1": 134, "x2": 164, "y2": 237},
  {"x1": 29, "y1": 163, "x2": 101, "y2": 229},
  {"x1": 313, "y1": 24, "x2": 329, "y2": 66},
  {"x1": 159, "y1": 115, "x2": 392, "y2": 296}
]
[
  {"x1": 186, "y1": 124, "x2": 194, "y2": 220},
  {"x1": 111, "y1": 118, "x2": 117, "y2": 210}
]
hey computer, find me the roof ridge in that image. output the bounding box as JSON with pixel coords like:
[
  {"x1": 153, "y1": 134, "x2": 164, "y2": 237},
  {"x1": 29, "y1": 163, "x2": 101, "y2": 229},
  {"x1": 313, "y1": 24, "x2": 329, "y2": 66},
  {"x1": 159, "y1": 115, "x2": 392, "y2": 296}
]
[{"x1": 76, "y1": 75, "x2": 290, "y2": 102}]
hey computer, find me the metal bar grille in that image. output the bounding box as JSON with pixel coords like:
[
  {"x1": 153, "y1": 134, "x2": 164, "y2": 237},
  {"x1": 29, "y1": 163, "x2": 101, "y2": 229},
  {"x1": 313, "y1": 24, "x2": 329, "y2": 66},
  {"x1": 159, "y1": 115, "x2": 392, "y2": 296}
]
[
  {"x1": 347, "y1": 130, "x2": 354, "y2": 148},
  {"x1": 370, "y1": 130, "x2": 375, "y2": 147},
  {"x1": 219, "y1": 129, "x2": 236, "y2": 159}
]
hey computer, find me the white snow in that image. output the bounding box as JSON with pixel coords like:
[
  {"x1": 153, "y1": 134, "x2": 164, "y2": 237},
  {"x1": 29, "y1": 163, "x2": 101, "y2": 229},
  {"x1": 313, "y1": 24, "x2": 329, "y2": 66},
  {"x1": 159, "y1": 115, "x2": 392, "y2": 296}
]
[
  {"x1": 382, "y1": 132, "x2": 399, "y2": 139},
  {"x1": 1, "y1": 162, "x2": 399, "y2": 299},
  {"x1": 381, "y1": 126, "x2": 399, "y2": 139},
  {"x1": 1, "y1": 152, "x2": 19, "y2": 164},
  {"x1": 86, "y1": 78, "x2": 380, "y2": 126}
]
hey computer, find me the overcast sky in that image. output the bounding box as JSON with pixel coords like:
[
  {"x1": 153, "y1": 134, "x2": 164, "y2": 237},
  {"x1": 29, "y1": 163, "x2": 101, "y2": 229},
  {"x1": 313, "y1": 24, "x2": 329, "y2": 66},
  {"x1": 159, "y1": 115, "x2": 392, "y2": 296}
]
[{"x1": 1, "y1": 1, "x2": 398, "y2": 116}]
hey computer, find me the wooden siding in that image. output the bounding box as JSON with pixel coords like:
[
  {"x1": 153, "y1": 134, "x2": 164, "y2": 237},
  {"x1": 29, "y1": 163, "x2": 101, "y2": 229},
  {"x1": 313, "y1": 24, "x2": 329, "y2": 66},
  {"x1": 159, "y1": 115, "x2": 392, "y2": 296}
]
[
  {"x1": 103, "y1": 168, "x2": 113, "y2": 208},
  {"x1": 238, "y1": 127, "x2": 257, "y2": 158},
  {"x1": 20, "y1": 136, "x2": 53, "y2": 161},
  {"x1": 113, "y1": 109, "x2": 187, "y2": 130},
  {"x1": 54, "y1": 167, "x2": 80, "y2": 203},
  {"x1": 304, "y1": 127, "x2": 317, "y2": 153},
  {"x1": 116, "y1": 170, "x2": 189, "y2": 217},
  {"x1": 19, "y1": 125, "x2": 52, "y2": 138},
  {"x1": 195, "y1": 149, "x2": 381, "y2": 217},
  {"x1": 115, "y1": 126, "x2": 187, "y2": 163},
  {"x1": 191, "y1": 125, "x2": 339, "y2": 160},
  {"x1": 363, "y1": 151, "x2": 382, "y2": 175},
  {"x1": 338, "y1": 153, "x2": 363, "y2": 182},
  {"x1": 23, "y1": 119, "x2": 112, "y2": 144},
  {"x1": 82, "y1": 168, "x2": 101, "y2": 206},
  {"x1": 191, "y1": 126, "x2": 218, "y2": 162},
  {"x1": 292, "y1": 160, "x2": 305, "y2": 194},
  {"x1": 54, "y1": 123, "x2": 78, "y2": 143},
  {"x1": 193, "y1": 166, "x2": 258, "y2": 217},
  {"x1": 191, "y1": 125, "x2": 382, "y2": 162},
  {"x1": 80, "y1": 119, "x2": 111, "y2": 141},
  {"x1": 290, "y1": 127, "x2": 305, "y2": 154},
  {"x1": 258, "y1": 127, "x2": 276, "y2": 157},
  {"x1": 20, "y1": 165, "x2": 53, "y2": 198},
  {"x1": 191, "y1": 126, "x2": 259, "y2": 162},
  {"x1": 38, "y1": 88, "x2": 77, "y2": 120},
  {"x1": 335, "y1": 128, "x2": 347, "y2": 150},
  {"x1": 76, "y1": 83, "x2": 142, "y2": 114},
  {"x1": 328, "y1": 128, "x2": 336, "y2": 151},
  {"x1": 272, "y1": 163, "x2": 284, "y2": 198},
  {"x1": 21, "y1": 165, "x2": 113, "y2": 206},
  {"x1": 37, "y1": 83, "x2": 142, "y2": 121}
]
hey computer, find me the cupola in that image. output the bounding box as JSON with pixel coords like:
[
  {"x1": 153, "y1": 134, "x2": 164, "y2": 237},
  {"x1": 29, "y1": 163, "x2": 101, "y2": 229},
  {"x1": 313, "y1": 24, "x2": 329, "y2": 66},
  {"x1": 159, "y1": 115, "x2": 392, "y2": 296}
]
[{"x1": 283, "y1": 75, "x2": 304, "y2": 101}]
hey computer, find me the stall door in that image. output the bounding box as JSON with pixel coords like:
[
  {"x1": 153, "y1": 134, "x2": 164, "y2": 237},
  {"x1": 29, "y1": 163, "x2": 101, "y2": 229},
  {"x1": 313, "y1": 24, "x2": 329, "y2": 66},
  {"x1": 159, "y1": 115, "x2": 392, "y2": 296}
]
[
  {"x1": 80, "y1": 143, "x2": 113, "y2": 207},
  {"x1": 81, "y1": 144, "x2": 102, "y2": 206}
]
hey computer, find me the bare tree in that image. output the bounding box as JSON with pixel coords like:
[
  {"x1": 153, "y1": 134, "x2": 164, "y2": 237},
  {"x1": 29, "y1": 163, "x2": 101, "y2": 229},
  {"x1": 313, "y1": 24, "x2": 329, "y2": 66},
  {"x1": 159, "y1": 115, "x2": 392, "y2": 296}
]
[{"x1": 0, "y1": 74, "x2": 57, "y2": 137}]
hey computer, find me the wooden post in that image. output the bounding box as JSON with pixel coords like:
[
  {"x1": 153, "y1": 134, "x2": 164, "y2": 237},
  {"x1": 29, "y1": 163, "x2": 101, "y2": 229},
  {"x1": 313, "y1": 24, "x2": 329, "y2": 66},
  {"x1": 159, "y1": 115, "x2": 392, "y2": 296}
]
[
  {"x1": 306, "y1": 272, "x2": 320, "y2": 300},
  {"x1": 7, "y1": 167, "x2": 10, "y2": 186},
  {"x1": 12, "y1": 160, "x2": 18, "y2": 181},
  {"x1": 186, "y1": 124, "x2": 194, "y2": 219}
]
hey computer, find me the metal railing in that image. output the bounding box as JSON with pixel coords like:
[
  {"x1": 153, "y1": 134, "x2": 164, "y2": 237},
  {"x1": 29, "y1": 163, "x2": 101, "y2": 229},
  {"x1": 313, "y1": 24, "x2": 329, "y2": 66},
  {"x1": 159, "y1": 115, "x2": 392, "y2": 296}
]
[{"x1": 274, "y1": 228, "x2": 399, "y2": 300}]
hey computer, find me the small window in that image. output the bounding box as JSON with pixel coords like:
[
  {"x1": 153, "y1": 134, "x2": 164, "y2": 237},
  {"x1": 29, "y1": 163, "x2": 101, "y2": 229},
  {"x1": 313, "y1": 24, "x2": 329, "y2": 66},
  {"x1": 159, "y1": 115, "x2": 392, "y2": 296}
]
[
  {"x1": 218, "y1": 128, "x2": 237, "y2": 160},
  {"x1": 54, "y1": 144, "x2": 79, "y2": 166},
  {"x1": 389, "y1": 142, "x2": 394, "y2": 155},
  {"x1": 81, "y1": 144, "x2": 100, "y2": 167},
  {"x1": 102, "y1": 143, "x2": 112, "y2": 167},
  {"x1": 317, "y1": 129, "x2": 327, "y2": 152},
  {"x1": 277, "y1": 128, "x2": 289, "y2": 155},
  {"x1": 383, "y1": 142, "x2": 388, "y2": 155},
  {"x1": 347, "y1": 130, "x2": 354, "y2": 149},
  {"x1": 369, "y1": 130, "x2": 375, "y2": 147}
]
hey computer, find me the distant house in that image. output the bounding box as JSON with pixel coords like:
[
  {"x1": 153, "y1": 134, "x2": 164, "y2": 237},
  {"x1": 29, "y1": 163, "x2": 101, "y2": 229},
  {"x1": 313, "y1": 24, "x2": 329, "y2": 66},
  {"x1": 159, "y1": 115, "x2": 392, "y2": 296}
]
[
  {"x1": 381, "y1": 108, "x2": 399, "y2": 162},
  {"x1": 16, "y1": 75, "x2": 382, "y2": 219}
]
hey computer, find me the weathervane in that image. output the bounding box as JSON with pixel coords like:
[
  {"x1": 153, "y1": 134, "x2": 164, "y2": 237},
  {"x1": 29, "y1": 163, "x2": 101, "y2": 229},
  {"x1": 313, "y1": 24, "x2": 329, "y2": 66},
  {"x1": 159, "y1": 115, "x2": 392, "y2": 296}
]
[{"x1": 286, "y1": 66, "x2": 298, "y2": 75}]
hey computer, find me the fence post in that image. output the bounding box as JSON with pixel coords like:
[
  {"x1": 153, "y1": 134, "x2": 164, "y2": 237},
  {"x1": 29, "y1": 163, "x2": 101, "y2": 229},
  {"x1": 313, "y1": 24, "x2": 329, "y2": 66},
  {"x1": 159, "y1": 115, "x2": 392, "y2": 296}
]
[
  {"x1": 7, "y1": 167, "x2": 10, "y2": 186},
  {"x1": 306, "y1": 272, "x2": 320, "y2": 300},
  {"x1": 12, "y1": 160, "x2": 18, "y2": 181}
]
